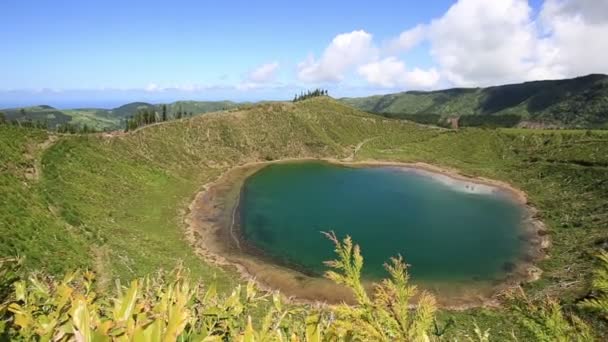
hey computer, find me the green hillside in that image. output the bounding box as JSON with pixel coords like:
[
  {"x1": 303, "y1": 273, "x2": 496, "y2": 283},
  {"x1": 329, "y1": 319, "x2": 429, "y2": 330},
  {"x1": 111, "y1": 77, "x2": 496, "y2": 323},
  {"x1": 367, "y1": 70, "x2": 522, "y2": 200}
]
[
  {"x1": 1, "y1": 97, "x2": 608, "y2": 339},
  {"x1": 341, "y1": 74, "x2": 608, "y2": 128},
  {"x1": 0, "y1": 100, "x2": 242, "y2": 131}
]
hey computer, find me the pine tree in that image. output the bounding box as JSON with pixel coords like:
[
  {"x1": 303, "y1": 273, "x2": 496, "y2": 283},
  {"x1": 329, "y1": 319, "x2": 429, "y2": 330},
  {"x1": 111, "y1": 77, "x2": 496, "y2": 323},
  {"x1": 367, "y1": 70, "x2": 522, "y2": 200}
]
[{"x1": 162, "y1": 105, "x2": 167, "y2": 122}]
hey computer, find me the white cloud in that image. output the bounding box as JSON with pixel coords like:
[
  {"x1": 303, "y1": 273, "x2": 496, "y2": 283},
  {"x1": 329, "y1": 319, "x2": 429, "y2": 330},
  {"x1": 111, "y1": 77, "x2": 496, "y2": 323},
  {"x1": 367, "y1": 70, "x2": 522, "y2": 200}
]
[
  {"x1": 537, "y1": 0, "x2": 608, "y2": 77},
  {"x1": 387, "y1": 24, "x2": 427, "y2": 53},
  {"x1": 247, "y1": 62, "x2": 280, "y2": 83},
  {"x1": 428, "y1": 0, "x2": 543, "y2": 86},
  {"x1": 423, "y1": 0, "x2": 608, "y2": 87},
  {"x1": 144, "y1": 83, "x2": 210, "y2": 93},
  {"x1": 358, "y1": 57, "x2": 439, "y2": 89},
  {"x1": 144, "y1": 83, "x2": 162, "y2": 92},
  {"x1": 297, "y1": 30, "x2": 378, "y2": 83}
]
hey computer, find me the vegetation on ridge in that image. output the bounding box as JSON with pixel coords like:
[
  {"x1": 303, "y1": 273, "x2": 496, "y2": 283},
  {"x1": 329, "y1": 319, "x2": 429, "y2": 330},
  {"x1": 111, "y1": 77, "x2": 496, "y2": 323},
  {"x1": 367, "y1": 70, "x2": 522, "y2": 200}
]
[
  {"x1": 0, "y1": 101, "x2": 241, "y2": 132},
  {"x1": 1, "y1": 97, "x2": 608, "y2": 338},
  {"x1": 293, "y1": 89, "x2": 329, "y2": 102}
]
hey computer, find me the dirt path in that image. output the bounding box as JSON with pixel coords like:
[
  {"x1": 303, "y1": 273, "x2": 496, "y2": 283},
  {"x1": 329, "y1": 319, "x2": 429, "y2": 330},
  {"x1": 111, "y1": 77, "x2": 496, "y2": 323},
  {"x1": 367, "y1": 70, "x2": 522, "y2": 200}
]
[
  {"x1": 24, "y1": 134, "x2": 58, "y2": 182},
  {"x1": 344, "y1": 137, "x2": 378, "y2": 161}
]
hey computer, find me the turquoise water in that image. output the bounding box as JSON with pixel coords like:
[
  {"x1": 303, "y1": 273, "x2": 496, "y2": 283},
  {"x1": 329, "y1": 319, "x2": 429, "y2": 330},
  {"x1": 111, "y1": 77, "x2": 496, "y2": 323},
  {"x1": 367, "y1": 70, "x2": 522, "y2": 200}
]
[{"x1": 240, "y1": 162, "x2": 526, "y2": 282}]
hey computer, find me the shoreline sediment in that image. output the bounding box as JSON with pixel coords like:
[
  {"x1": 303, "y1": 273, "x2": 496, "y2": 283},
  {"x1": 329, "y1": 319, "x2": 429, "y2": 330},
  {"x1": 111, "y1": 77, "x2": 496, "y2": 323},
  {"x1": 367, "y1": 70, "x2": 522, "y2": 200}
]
[{"x1": 185, "y1": 157, "x2": 550, "y2": 309}]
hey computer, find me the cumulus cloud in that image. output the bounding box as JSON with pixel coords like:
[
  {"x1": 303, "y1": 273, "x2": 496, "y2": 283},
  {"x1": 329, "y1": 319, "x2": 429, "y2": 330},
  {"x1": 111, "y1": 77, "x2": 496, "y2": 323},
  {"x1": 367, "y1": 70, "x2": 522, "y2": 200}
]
[
  {"x1": 358, "y1": 57, "x2": 439, "y2": 88},
  {"x1": 425, "y1": 0, "x2": 608, "y2": 87},
  {"x1": 297, "y1": 30, "x2": 378, "y2": 83},
  {"x1": 428, "y1": 0, "x2": 543, "y2": 86},
  {"x1": 537, "y1": 0, "x2": 608, "y2": 78},
  {"x1": 387, "y1": 24, "x2": 427, "y2": 53},
  {"x1": 247, "y1": 62, "x2": 280, "y2": 83}
]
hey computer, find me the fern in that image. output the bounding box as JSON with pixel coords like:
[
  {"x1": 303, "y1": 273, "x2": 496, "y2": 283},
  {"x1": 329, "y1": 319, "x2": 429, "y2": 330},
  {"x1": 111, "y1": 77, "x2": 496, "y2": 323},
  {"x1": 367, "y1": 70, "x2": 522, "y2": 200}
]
[{"x1": 579, "y1": 251, "x2": 608, "y2": 320}]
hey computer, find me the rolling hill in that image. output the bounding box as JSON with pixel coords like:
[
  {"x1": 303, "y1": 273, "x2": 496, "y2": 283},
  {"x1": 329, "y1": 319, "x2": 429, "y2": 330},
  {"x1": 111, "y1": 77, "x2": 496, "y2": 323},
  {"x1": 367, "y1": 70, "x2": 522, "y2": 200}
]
[
  {"x1": 0, "y1": 100, "x2": 242, "y2": 131},
  {"x1": 341, "y1": 74, "x2": 608, "y2": 128}
]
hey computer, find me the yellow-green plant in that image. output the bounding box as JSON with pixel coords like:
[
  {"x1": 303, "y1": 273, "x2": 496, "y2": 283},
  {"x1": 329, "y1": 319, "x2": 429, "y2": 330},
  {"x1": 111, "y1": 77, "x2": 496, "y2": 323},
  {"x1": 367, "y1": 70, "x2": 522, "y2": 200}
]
[
  {"x1": 579, "y1": 251, "x2": 608, "y2": 320},
  {"x1": 321, "y1": 231, "x2": 437, "y2": 341},
  {"x1": 0, "y1": 233, "x2": 441, "y2": 341},
  {"x1": 512, "y1": 294, "x2": 594, "y2": 342},
  {"x1": 7, "y1": 234, "x2": 607, "y2": 341},
  {"x1": 0, "y1": 266, "x2": 316, "y2": 341}
]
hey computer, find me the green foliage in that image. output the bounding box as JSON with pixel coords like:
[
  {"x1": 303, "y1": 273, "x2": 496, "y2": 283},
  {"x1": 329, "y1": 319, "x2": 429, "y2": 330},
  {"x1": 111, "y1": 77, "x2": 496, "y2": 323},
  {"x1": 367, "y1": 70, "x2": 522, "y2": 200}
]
[
  {"x1": 125, "y1": 108, "x2": 159, "y2": 131},
  {"x1": 293, "y1": 89, "x2": 329, "y2": 102},
  {"x1": 580, "y1": 251, "x2": 608, "y2": 320},
  {"x1": 0, "y1": 234, "x2": 437, "y2": 341},
  {"x1": 4, "y1": 234, "x2": 608, "y2": 340},
  {"x1": 458, "y1": 114, "x2": 522, "y2": 128},
  {"x1": 56, "y1": 122, "x2": 99, "y2": 134},
  {"x1": 0, "y1": 267, "x2": 309, "y2": 341},
  {"x1": 512, "y1": 295, "x2": 594, "y2": 341},
  {"x1": 322, "y1": 232, "x2": 437, "y2": 341},
  {"x1": 0, "y1": 258, "x2": 22, "y2": 303}
]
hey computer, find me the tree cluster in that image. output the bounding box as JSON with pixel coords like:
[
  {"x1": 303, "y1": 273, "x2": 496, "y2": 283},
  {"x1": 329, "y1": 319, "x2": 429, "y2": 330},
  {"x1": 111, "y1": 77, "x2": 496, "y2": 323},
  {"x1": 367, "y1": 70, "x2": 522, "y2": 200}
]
[
  {"x1": 293, "y1": 88, "x2": 329, "y2": 102},
  {"x1": 0, "y1": 111, "x2": 48, "y2": 130},
  {"x1": 125, "y1": 105, "x2": 194, "y2": 132},
  {"x1": 56, "y1": 123, "x2": 98, "y2": 134}
]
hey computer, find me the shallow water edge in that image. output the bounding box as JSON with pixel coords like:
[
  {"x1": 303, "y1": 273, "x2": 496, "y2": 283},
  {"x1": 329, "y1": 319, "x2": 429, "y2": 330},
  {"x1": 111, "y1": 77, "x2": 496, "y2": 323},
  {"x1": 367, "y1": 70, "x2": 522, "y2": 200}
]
[{"x1": 185, "y1": 158, "x2": 550, "y2": 309}]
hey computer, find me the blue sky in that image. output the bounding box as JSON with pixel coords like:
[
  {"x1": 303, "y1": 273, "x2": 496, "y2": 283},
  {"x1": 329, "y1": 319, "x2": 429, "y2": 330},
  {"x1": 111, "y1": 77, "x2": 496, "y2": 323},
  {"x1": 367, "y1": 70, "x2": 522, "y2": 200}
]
[{"x1": 1, "y1": 0, "x2": 606, "y2": 108}]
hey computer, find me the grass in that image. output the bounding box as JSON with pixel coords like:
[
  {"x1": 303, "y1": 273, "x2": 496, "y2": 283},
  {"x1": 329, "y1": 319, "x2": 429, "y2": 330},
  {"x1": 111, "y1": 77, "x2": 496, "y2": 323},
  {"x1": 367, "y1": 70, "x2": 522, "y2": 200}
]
[
  {"x1": 0, "y1": 127, "x2": 90, "y2": 273},
  {"x1": 62, "y1": 109, "x2": 121, "y2": 130},
  {"x1": 1, "y1": 97, "x2": 607, "y2": 338}
]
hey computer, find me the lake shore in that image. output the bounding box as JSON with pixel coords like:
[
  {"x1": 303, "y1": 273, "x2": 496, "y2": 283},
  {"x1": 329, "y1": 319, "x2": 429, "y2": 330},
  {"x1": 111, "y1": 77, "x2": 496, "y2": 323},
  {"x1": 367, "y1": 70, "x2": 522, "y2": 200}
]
[{"x1": 185, "y1": 157, "x2": 550, "y2": 309}]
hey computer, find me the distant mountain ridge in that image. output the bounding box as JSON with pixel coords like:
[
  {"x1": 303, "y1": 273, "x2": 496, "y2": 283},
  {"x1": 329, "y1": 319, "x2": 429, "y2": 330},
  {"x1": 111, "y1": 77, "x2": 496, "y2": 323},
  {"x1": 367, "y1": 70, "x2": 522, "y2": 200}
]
[
  {"x1": 0, "y1": 100, "x2": 241, "y2": 131},
  {"x1": 340, "y1": 74, "x2": 608, "y2": 128}
]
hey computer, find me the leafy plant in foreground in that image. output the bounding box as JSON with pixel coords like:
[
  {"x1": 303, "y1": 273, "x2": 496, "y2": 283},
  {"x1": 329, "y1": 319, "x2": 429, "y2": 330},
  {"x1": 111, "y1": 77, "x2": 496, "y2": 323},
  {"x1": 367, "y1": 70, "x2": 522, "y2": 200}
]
[
  {"x1": 511, "y1": 293, "x2": 594, "y2": 341},
  {"x1": 0, "y1": 265, "x2": 315, "y2": 341},
  {"x1": 2, "y1": 234, "x2": 607, "y2": 341},
  {"x1": 579, "y1": 251, "x2": 608, "y2": 320},
  {"x1": 321, "y1": 231, "x2": 437, "y2": 341},
  {"x1": 0, "y1": 233, "x2": 439, "y2": 341}
]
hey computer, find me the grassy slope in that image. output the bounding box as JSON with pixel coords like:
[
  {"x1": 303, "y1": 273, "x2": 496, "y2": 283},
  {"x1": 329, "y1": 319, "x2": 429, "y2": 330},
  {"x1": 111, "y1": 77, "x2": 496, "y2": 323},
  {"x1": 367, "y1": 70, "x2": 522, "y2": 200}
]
[
  {"x1": 32, "y1": 99, "x2": 409, "y2": 289},
  {"x1": 341, "y1": 74, "x2": 608, "y2": 127},
  {"x1": 2, "y1": 97, "x2": 607, "y2": 338},
  {"x1": 0, "y1": 127, "x2": 90, "y2": 273}
]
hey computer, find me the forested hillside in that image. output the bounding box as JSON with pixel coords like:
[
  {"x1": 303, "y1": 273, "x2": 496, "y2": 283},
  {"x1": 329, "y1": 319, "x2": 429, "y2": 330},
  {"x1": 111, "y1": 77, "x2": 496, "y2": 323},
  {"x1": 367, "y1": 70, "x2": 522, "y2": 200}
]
[
  {"x1": 341, "y1": 74, "x2": 608, "y2": 128},
  {"x1": 0, "y1": 100, "x2": 241, "y2": 131}
]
